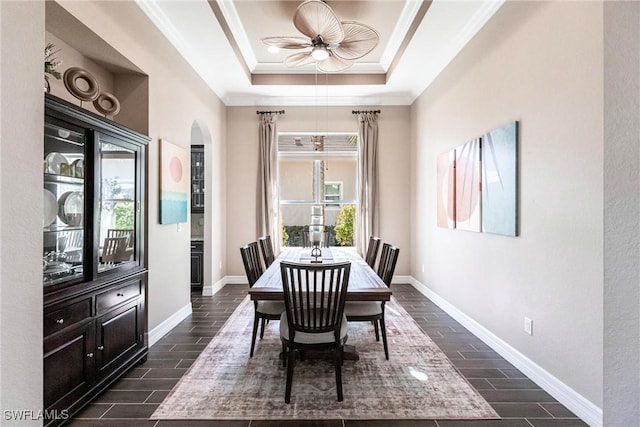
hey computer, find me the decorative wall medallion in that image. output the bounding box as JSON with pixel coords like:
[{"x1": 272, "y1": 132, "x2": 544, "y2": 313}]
[
  {"x1": 93, "y1": 92, "x2": 121, "y2": 116},
  {"x1": 63, "y1": 67, "x2": 100, "y2": 102}
]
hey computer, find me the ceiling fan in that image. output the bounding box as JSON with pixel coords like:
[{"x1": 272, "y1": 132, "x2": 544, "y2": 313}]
[{"x1": 261, "y1": 0, "x2": 380, "y2": 72}]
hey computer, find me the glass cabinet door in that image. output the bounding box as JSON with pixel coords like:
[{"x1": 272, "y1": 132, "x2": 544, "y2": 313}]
[
  {"x1": 97, "y1": 140, "x2": 138, "y2": 273},
  {"x1": 43, "y1": 121, "x2": 86, "y2": 286},
  {"x1": 191, "y1": 146, "x2": 204, "y2": 212}
]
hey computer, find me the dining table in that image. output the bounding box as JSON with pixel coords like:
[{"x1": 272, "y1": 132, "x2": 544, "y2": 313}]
[
  {"x1": 249, "y1": 246, "x2": 392, "y2": 301},
  {"x1": 248, "y1": 246, "x2": 392, "y2": 360}
]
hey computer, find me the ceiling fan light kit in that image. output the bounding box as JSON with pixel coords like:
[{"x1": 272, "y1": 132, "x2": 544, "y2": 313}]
[{"x1": 261, "y1": 0, "x2": 380, "y2": 72}]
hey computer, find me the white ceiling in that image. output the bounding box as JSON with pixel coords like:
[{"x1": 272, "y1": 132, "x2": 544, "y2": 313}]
[{"x1": 135, "y1": 0, "x2": 504, "y2": 106}]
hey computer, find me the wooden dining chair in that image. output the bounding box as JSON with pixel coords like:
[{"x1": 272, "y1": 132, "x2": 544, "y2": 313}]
[
  {"x1": 101, "y1": 236, "x2": 129, "y2": 264},
  {"x1": 258, "y1": 235, "x2": 276, "y2": 267},
  {"x1": 364, "y1": 236, "x2": 381, "y2": 268},
  {"x1": 240, "y1": 242, "x2": 285, "y2": 357},
  {"x1": 321, "y1": 229, "x2": 330, "y2": 247},
  {"x1": 300, "y1": 226, "x2": 310, "y2": 248},
  {"x1": 344, "y1": 243, "x2": 399, "y2": 360},
  {"x1": 279, "y1": 260, "x2": 351, "y2": 403}
]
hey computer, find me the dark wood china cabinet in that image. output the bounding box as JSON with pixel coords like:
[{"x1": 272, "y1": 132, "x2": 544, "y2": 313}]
[{"x1": 43, "y1": 94, "x2": 149, "y2": 426}]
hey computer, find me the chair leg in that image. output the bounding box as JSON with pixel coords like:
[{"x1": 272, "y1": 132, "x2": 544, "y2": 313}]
[
  {"x1": 282, "y1": 343, "x2": 287, "y2": 367},
  {"x1": 260, "y1": 317, "x2": 266, "y2": 339},
  {"x1": 250, "y1": 314, "x2": 260, "y2": 357},
  {"x1": 285, "y1": 346, "x2": 295, "y2": 403},
  {"x1": 373, "y1": 319, "x2": 380, "y2": 341},
  {"x1": 380, "y1": 316, "x2": 389, "y2": 360},
  {"x1": 335, "y1": 347, "x2": 344, "y2": 402}
]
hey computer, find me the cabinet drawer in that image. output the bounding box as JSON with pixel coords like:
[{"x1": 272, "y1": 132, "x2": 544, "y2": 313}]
[
  {"x1": 96, "y1": 281, "x2": 141, "y2": 314},
  {"x1": 44, "y1": 299, "x2": 91, "y2": 337}
]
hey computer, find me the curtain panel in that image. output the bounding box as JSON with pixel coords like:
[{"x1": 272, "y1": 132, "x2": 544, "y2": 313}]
[
  {"x1": 257, "y1": 113, "x2": 279, "y2": 251},
  {"x1": 356, "y1": 112, "x2": 380, "y2": 256}
]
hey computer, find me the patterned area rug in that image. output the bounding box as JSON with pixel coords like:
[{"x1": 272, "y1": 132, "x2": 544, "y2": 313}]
[{"x1": 152, "y1": 296, "x2": 499, "y2": 420}]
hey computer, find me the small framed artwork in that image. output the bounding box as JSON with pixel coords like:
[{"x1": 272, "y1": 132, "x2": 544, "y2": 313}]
[{"x1": 159, "y1": 139, "x2": 188, "y2": 224}]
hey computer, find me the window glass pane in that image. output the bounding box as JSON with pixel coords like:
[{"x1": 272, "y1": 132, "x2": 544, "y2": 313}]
[
  {"x1": 43, "y1": 122, "x2": 85, "y2": 286},
  {"x1": 278, "y1": 133, "x2": 357, "y2": 247},
  {"x1": 98, "y1": 143, "x2": 136, "y2": 272},
  {"x1": 279, "y1": 159, "x2": 314, "y2": 201}
]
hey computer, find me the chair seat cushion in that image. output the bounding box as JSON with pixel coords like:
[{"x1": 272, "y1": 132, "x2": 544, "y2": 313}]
[
  {"x1": 344, "y1": 301, "x2": 383, "y2": 317},
  {"x1": 280, "y1": 312, "x2": 348, "y2": 345},
  {"x1": 257, "y1": 300, "x2": 286, "y2": 316}
]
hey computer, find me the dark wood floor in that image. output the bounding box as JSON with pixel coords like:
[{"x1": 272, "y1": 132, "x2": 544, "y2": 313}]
[{"x1": 68, "y1": 284, "x2": 587, "y2": 427}]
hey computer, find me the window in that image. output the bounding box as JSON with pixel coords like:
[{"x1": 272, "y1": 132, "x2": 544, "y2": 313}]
[
  {"x1": 324, "y1": 181, "x2": 342, "y2": 208},
  {"x1": 278, "y1": 133, "x2": 357, "y2": 247}
]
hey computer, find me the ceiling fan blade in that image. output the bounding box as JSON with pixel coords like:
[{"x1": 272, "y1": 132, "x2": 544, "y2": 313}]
[
  {"x1": 284, "y1": 51, "x2": 316, "y2": 68},
  {"x1": 293, "y1": 0, "x2": 344, "y2": 44},
  {"x1": 261, "y1": 36, "x2": 312, "y2": 50},
  {"x1": 331, "y1": 21, "x2": 380, "y2": 60},
  {"x1": 317, "y1": 54, "x2": 354, "y2": 73}
]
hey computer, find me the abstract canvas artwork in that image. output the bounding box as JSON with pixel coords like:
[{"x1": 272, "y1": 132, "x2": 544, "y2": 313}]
[
  {"x1": 437, "y1": 121, "x2": 518, "y2": 236},
  {"x1": 437, "y1": 149, "x2": 456, "y2": 229},
  {"x1": 482, "y1": 121, "x2": 519, "y2": 236},
  {"x1": 159, "y1": 139, "x2": 188, "y2": 224},
  {"x1": 455, "y1": 138, "x2": 482, "y2": 232}
]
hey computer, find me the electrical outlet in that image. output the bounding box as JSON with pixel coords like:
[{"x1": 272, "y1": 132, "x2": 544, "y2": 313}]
[
  {"x1": 422, "y1": 263, "x2": 425, "y2": 273},
  {"x1": 177, "y1": 223, "x2": 182, "y2": 232},
  {"x1": 524, "y1": 317, "x2": 533, "y2": 336},
  {"x1": 219, "y1": 261, "x2": 222, "y2": 270}
]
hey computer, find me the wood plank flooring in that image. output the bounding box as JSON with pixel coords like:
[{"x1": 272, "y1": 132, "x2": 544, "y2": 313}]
[{"x1": 68, "y1": 284, "x2": 588, "y2": 427}]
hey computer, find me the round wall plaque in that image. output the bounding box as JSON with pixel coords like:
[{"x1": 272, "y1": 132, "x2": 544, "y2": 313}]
[
  {"x1": 93, "y1": 92, "x2": 121, "y2": 116},
  {"x1": 63, "y1": 67, "x2": 100, "y2": 102}
]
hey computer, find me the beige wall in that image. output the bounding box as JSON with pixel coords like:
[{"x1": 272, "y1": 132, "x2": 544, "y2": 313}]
[
  {"x1": 0, "y1": 1, "x2": 46, "y2": 419},
  {"x1": 227, "y1": 105, "x2": 411, "y2": 276},
  {"x1": 603, "y1": 2, "x2": 640, "y2": 425},
  {"x1": 411, "y1": 1, "x2": 603, "y2": 408}
]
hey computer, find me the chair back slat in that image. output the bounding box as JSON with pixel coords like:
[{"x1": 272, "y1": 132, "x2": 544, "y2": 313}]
[
  {"x1": 259, "y1": 235, "x2": 276, "y2": 267},
  {"x1": 376, "y1": 243, "x2": 400, "y2": 287},
  {"x1": 240, "y1": 242, "x2": 264, "y2": 287},
  {"x1": 280, "y1": 261, "x2": 351, "y2": 338},
  {"x1": 365, "y1": 236, "x2": 381, "y2": 268}
]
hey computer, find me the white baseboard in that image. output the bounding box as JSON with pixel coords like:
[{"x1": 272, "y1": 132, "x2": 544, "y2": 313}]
[
  {"x1": 223, "y1": 275, "x2": 248, "y2": 285},
  {"x1": 409, "y1": 277, "x2": 603, "y2": 427},
  {"x1": 148, "y1": 302, "x2": 192, "y2": 347},
  {"x1": 392, "y1": 275, "x2": 413, "y2": 285},
  {"x1": 202, "y1": 277, "x2": 228, "y2": 296}
]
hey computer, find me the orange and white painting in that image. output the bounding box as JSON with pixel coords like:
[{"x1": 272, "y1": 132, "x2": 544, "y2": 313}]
[
  {"x1": 159, "y1": 139, "x2": 188, "y2": 224},
  {"x1": 436, "y1": 149, "x2": 456, "y2": 228},
  {"x1": 455, "y1": 138, "x2": 482, "y2": 232}
]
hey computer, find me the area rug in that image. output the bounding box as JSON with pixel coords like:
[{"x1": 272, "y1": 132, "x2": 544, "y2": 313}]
[{"x1": 151, "y1": 296, "x2": 499, "y2": 420}]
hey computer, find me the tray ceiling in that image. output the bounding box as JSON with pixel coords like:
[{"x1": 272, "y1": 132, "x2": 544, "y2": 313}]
[{"x1": 136, "y1": 0, "x2": 504, "y2": 106}]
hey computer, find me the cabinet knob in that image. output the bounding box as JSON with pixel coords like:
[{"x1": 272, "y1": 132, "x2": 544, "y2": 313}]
[
  {"x1": 97, "y1": 345, "x2": 104, "y2": 351},
  {"x1": 117, "y1": 293, "x2": 124, "y2": 297},
  {"x1": 87, "y1": 352, "x2": 94, "y2": 358},
  {"x1": 56, "y1": 318, "x2": 64, "y2": 324}
]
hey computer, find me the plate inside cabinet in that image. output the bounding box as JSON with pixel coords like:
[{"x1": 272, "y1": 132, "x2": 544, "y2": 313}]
[
  {"x1": 43, "y1": 189, "x2": 57, "y2": 227},
  {"x1": 45, "y1": 152, "x2": 68, "y2": 175},
  {"x1": 58, "y1": 191, "x2": 84, "y2": 226},
  {"x1": 71, "y1": 158, "x2": 84, "y2": 178}
]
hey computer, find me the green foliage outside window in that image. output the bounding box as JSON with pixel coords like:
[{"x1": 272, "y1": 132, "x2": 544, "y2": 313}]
[
  {"x1": 281, "y1": 215, "x2": 289, "y2": 246},
  {"x1": 114, "y1": 202, "x2": 134, "y2": 229},
  {"x1": 334, "y1": 204, "x2": 355, "y2": 246}
]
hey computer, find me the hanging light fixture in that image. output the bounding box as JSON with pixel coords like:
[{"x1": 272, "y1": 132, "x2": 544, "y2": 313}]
[{"x1": 311, "y1": 44, "x2": 329, "y2": 61}]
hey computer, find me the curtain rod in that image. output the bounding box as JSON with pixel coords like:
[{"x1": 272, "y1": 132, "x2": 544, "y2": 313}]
[
  {"x1": 256, "y1": 110, "x2": 285, "y2": 115},
  {"x1": 352, "y1": 109, "x2": 381, "y2": 114}
]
